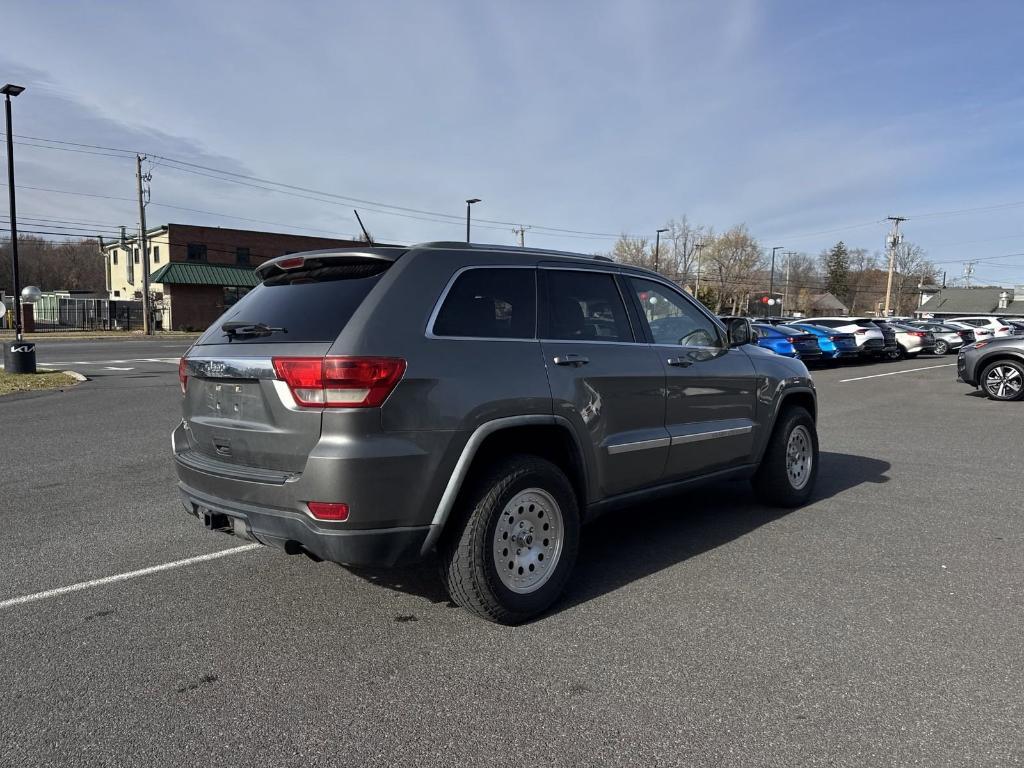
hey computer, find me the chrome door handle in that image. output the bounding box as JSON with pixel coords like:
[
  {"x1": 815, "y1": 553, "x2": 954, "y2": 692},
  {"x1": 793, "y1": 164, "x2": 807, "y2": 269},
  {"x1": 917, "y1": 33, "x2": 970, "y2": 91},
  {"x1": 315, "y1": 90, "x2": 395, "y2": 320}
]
[
  {"x1": 553, "y1": 354, "x2": 590, "y2": 367},
  {"x1": 666, "y1": 356, "x2": 692, "y2": 367}
]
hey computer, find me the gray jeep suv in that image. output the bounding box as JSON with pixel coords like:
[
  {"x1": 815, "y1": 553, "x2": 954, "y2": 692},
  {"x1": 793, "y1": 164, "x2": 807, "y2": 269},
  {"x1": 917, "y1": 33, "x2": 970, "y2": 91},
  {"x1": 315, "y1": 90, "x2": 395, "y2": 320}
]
[{"x1": 173, "y1": 242, "x2": 819, "y2": 623}]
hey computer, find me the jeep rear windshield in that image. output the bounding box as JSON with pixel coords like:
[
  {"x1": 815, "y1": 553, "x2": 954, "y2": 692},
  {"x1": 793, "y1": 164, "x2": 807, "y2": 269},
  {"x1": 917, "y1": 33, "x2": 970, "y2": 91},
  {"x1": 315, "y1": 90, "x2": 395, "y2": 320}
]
[{"x1": 196, "y1": 259, "x2": 389, "y2": 345}]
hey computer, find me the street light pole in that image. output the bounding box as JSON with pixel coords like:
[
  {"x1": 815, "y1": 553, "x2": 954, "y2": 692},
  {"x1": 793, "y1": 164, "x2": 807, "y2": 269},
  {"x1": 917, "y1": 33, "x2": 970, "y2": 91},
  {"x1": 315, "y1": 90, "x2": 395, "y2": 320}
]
[
  {"x1": 465, "y1": 198, "x2": 481, "y2": 243},
  {"x1": 654, "y1": 228, "x2": 669, "y2": 273},
  {"x1": 769, "y1": 246, "x2": 783, "y2": 309},
  {"x1": 2, "y1": 83, "x2": 26, "y2": 342}
]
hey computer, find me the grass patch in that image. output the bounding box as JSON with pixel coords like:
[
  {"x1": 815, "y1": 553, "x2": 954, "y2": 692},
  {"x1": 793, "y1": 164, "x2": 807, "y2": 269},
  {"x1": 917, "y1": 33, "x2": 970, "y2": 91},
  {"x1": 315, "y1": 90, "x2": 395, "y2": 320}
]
[{"x1": 0, "y1": 370, "x2": 80, "y2": 396}]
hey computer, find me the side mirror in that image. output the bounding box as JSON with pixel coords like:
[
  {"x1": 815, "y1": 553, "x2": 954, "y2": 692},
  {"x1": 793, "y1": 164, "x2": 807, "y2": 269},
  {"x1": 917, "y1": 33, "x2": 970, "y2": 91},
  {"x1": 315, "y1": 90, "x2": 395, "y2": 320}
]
[{"x1": 726, "y1": 317, "x2": 753, "y2": 347}]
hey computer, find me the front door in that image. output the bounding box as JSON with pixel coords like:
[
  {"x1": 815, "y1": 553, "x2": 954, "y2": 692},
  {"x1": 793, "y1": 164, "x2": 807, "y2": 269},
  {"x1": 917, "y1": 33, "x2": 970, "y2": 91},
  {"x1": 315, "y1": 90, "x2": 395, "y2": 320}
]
[
  {"x1": 539, "y1": 267, "x2": 668, "y2": 498},
  {"x1": 624, "y1": 276, "x2": 758, "y2": 481}
]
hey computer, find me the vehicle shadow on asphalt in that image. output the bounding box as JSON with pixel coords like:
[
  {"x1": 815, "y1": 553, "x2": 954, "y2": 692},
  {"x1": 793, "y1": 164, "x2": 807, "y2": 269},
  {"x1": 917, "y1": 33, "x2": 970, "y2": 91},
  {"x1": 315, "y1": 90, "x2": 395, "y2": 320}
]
[
  {"x1": 560, "y1": 451, "x2": 890, "y2": 612},
  {"x1": 345, "y1": 451, "x2": 890, "y2": 614}
]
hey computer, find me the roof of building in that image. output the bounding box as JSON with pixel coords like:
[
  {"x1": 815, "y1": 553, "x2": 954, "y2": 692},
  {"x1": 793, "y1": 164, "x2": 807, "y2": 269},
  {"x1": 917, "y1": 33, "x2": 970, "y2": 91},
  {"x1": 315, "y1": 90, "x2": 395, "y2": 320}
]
[
  {"x1": 808, "y1": 291, "x2": 848, "y2": 312},
  {"x1": 150, "y1": 262, "x2": 260, "y2": 287},
  {"x1": 916, "y1": 287, "x2": 1021, "y2": 315}
]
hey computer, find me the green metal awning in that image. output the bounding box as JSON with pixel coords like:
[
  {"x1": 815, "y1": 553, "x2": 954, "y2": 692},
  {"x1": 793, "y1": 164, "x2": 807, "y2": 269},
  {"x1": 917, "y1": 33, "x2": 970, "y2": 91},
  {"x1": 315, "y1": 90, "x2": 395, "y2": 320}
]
[{"x1": 149, "y1": 262, "x2": 261, "y2": 288}]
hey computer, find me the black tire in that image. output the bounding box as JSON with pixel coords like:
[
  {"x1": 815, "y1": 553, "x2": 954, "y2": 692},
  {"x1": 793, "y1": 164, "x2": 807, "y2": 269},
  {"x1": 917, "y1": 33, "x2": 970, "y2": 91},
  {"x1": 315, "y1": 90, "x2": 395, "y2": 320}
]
[
  {"x1": 886, "y1": 345, "x2": 906, "y2": 361},
  {"x1": 752, "y1": 406, "x2": 819, "y2": 507},
  {"x1": 934, "y1": 339, "x2": 948, "y2": 355},
  {"x1": 439, "y1": 455, "x2": 580, "y2": 624},
  {"x1": 980, "y1": 359, "x2": 1024, "y2": 401}
]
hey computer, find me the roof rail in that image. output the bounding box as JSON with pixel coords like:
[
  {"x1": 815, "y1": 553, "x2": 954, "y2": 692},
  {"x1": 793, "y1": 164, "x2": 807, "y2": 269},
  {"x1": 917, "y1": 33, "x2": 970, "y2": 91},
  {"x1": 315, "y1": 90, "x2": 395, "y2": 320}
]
[{"x1": 412, "y1": 241, "x2": 620, "y2": 264}]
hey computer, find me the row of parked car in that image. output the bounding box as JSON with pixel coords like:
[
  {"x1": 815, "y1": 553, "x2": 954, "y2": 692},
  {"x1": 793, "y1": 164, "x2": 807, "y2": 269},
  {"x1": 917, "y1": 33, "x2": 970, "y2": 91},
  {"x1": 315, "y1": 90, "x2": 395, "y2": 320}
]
[{"x1": 723, "y1": 314, "x2": 1024, "y2": 366}]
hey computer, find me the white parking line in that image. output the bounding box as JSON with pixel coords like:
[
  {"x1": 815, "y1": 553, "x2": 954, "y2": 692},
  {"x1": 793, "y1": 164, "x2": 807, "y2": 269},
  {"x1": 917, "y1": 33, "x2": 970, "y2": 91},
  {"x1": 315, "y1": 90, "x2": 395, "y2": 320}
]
[
  {"x1": 840, "y1": 363, "x2": 956, "y2": 383},
  {"x1": 0, "y1": 544, "x2": 260, "y2": 611},
  {"x1": 38, "y1": 358, "x2": 179, "y2": 366}
]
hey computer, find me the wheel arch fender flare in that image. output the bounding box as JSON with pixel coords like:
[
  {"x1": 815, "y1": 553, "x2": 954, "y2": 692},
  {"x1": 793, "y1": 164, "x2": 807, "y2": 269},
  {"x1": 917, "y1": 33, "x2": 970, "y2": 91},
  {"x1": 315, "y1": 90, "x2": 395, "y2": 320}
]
[
  {"x1": 754, "y1": 385, "x2": 817, "y2": 465},
  {"x1": 420, "y1": 414, "x2": 589, "y2": 555}
]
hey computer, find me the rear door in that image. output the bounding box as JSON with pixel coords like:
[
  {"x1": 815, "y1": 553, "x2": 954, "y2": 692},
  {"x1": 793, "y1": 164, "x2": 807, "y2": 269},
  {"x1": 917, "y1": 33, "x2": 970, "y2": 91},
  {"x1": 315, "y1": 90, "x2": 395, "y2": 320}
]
[
  {"x1": 181, "y1": 254, "x2": 394, "y2": 472},
  {"x1": 624, "y1": 276, "x2": 758, "y2": 481},
  {"x1": 539, "y1": 266, "x2": 668, "y2": 498}
]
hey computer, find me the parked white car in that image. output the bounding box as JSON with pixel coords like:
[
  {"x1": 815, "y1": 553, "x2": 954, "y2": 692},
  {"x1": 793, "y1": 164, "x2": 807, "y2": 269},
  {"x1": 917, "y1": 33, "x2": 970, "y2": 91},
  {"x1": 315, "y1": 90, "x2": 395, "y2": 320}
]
[
  {"x1": 944, "y1": 320, "x2": 994, "y2": 342},
  {"x1": 802, "y1": 316, "x2": 895, "y2": 358},
  {"x1": 949, "y1": 316, "x2": 1014, "y2": 338}
]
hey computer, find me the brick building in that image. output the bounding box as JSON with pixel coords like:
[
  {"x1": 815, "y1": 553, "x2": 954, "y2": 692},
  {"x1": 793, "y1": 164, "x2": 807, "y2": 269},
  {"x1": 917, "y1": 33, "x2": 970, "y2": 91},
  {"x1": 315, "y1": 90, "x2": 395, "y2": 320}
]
[{"x1": 103, "y1": 223, "x2": 366, "y2": 330}]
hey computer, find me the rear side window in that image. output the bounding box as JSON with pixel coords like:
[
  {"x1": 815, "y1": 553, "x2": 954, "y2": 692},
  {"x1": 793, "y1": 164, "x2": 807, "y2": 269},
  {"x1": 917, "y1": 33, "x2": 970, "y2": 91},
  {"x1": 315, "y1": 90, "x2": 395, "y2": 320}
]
[
  {"x1": 432, "y1": 268, "x2": 536, "y2": 339},
  {"x1": 197, "y1": 259, "x2": 388, "y2": 345},
  {"x1": 543, "y1": 270, "x2": 633, "y2": 342}
]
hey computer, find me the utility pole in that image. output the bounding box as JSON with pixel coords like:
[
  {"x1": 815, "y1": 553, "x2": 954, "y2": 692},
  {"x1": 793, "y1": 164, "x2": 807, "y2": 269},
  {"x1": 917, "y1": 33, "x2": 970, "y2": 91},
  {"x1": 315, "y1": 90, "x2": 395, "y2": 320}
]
[
  {"x1": 882, "y1": 216, "x2": 906, "y2": 317},
  {"x1": 962, "y1": 260, "x2": 977, "y2": 288},
  {"x1": 512, "y1": 225, "x2": 529, "y2": 247},
  {"x1": 693, "y1": 241, "x2": 705, "y2": 297},
  {"x1": 136, "y1": 154, "x2": 153, "y2": 335}
]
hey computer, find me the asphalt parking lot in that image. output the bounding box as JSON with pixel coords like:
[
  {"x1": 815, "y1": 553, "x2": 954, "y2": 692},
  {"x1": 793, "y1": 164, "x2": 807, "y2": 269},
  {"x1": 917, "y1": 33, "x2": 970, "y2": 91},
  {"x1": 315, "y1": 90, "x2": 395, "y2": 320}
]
[{"x1": 1, "y1": 340, "x2": 1022, "y2": 767}]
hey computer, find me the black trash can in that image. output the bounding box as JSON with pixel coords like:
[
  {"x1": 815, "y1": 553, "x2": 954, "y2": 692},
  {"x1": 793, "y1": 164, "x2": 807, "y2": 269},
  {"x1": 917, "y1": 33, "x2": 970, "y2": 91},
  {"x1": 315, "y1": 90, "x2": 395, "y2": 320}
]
[{"x1": 3, "y1": 340, "x2": 37, "y2": 374}]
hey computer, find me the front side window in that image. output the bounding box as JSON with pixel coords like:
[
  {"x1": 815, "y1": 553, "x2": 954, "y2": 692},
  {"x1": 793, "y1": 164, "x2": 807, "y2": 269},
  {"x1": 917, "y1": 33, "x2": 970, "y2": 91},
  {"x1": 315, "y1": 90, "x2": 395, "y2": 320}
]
[
  {"x1": 629, "y1": 277, "x2": 722, "y2": 347},
  {"x1": 187, "y1": 243, "x2": 207, "y2": 262},
  {"x1": 543, "y1": 270, "x2": 633, "y2": 342},
  {"x1": 433, "y1": 268, "x2": 536, "y2": 339}
]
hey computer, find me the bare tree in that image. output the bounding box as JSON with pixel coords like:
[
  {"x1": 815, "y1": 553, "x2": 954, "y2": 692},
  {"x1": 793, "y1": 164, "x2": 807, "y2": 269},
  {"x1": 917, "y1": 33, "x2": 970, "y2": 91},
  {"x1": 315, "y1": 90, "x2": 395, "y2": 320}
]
[
  {"x1": 704, "y1": 225, "x2": 764, "y2": 314},
  {"x1": 0, "y1": 235, "x2": 105, "y2": 293},
  {"x1": 610, "y1": 235, "x2": 652, "y2": 270},
  {"x1": 660, "y1": 216, "x2": 709, "y2": 287},
  {"x1": 893, "y1": 242, "x2": 937, "y2": 315}
]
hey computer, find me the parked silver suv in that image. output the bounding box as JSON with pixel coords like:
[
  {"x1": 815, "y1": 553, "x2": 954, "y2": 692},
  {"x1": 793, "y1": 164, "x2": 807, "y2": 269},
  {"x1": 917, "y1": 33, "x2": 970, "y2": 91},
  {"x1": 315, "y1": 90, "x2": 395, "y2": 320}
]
[{"x1": 173, "y1": 243, "x2": 819, "y2": 623}]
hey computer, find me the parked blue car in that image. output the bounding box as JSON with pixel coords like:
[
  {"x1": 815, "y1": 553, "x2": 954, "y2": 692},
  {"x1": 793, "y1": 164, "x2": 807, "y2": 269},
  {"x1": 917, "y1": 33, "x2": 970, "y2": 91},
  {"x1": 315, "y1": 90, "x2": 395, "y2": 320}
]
[
  {"x1": 751, "y1": 324, "x2": 824, "y2": 362},
  {"x1": 789, "y1": 323, "x2": 860, "y2": 361}
]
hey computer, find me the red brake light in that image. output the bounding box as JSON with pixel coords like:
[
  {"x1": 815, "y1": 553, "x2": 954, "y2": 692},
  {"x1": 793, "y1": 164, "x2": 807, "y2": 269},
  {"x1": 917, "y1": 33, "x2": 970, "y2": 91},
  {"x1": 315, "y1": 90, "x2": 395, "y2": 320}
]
[
  {"x1": 178, "y1": 357, "x2": 188, "y2": 394},
  {"x1": 855, "y1": 328, "x2": 868, "y2": 334},
  {"x1": 272, "y1": 356, "x2": 406, "y2": 408},
  {"x1": 278, "y1": 256, "x2": 305, "y2": 270},
  {"x1": 999, "y1": 327, "x2": 1010, "y2": 332},
  {"x1": 975, "y1": 342, "x2": 990, "y2": 349},
  {"x1": 306, "y1": 501, "x2": 349, "y2": 521},
  {"x1": 909, "y1": 331, "x2": 926, "y2": 337},
  {"x1": 786, "y1": 337, "x2": 795, "y2": 343}
]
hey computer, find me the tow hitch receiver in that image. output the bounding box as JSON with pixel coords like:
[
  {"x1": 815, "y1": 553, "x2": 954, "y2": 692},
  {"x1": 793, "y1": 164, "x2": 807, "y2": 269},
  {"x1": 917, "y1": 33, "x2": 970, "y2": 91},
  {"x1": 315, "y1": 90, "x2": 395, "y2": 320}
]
[{"x1": 201, "y1": 507, "x2": 231, "y2": 531}]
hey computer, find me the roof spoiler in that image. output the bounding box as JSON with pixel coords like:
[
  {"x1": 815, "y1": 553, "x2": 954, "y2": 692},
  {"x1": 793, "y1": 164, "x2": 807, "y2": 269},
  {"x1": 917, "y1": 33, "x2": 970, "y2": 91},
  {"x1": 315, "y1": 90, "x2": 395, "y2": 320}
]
[{"x1": 255, "y1": 247, "x2": 406, "y2": 280}]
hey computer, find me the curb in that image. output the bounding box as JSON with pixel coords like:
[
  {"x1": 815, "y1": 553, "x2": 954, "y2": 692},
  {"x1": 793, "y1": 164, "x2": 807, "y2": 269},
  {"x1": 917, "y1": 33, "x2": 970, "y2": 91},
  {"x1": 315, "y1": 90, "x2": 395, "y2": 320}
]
[{"x1": 63, "y1": 370, "x2": 89, "y2": 382}]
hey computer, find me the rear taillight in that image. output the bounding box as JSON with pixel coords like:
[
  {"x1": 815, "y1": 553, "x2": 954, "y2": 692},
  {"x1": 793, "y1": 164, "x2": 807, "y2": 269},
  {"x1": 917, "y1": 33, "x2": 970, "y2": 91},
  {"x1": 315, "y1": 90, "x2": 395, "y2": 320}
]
[
  {"x1": 999, "y1": 327, "x2": 1010, "y2": 332},
  {"x1": 855, "y1": 329, "x2": 868, "y2": 335},
  {"x1": 306, "y1": 501, "x2": 349, "y2": 521},
  {"x1": 787, "y1": 337, "x2": 795, "y2": 343},
  {"x1": 178, "y1": 357, "x2": 188, "y2": 394},
  {"x1": 909, "y1": 331, "x2": 926, "y2": 337},
  {"x1": 272, "y1": 356, "x2": 406, "y2": 408},
  {"x1": 975, "y1": 342, "x2": 990, "y2": 349}
]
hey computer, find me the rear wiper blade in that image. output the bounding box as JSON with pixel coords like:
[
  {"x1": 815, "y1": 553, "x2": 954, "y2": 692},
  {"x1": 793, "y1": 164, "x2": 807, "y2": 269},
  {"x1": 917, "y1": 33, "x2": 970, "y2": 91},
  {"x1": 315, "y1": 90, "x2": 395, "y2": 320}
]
[{"x1": 221, "y1": 321, "x2": 287, "y2": 339}]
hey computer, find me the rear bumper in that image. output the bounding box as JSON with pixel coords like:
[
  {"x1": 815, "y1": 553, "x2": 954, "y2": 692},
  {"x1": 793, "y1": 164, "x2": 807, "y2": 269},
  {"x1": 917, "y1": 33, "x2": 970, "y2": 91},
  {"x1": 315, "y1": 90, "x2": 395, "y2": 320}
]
[
  {"x1": 178, "y1": 480, "x2": 433, "y2": 567},
  {"x1": 171, "y1": 420, "x2": 456, "y2": 567}
]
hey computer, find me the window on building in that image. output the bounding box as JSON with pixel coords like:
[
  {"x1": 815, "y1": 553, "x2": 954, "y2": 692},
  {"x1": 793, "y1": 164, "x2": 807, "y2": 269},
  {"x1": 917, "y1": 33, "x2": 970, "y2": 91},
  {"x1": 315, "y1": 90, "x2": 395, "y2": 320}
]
[
  {"x1": 236, "y1": 247, "x2": 251, "y2": 266},
  {"x1": 187, "y1": 243, "x2": 207, "y2": 262},
  {"x1": 112, "y1": 250, "x2": 118, "y2": 265},
  {"x1": 134, "y1": 248, "x2": 140, "y2": 264},
  {"x1": 113, "y1": 290, "x2": 121, "y2": 297},
  {"x1": 432, "y1": 268, "x2": 536, "y2": 339},
  {"x1": 153, "y1": 246, "x2": 160, "y2": 264},
  {"x1": 223, "y1": 286, "x2": 251, "y2": 307}
]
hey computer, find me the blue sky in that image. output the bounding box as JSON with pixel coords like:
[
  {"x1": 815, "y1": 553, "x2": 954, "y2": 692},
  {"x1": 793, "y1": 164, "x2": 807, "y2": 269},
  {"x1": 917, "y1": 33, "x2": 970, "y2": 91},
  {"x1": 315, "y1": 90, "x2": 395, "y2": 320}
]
[{"x1": 3, "y1": 0, "x2": 1024, "y2": 285}]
